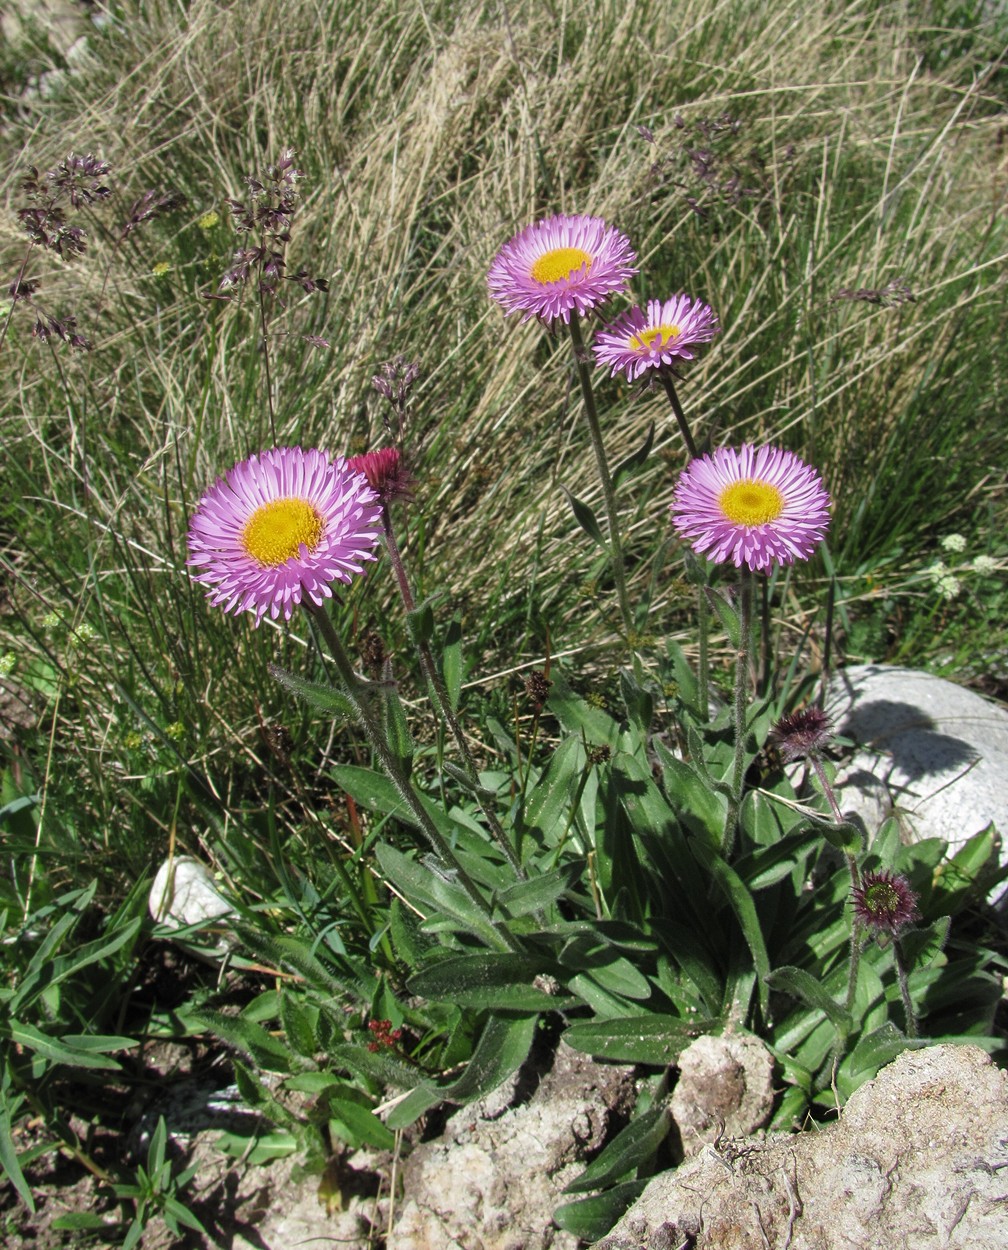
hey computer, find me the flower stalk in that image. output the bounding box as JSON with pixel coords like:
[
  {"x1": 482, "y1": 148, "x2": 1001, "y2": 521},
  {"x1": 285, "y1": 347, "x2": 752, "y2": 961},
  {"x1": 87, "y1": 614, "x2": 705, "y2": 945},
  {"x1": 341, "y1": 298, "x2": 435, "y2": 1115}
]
[
  {"x1": 309, "y1": 604, "x2": 519, "y2": 953},
  {"x1": 381, "y1": 509, "x2": 524, "y2": 877},
  {"x1": 722, "y1": 569, "x2": 755, "y2": 858},
  {"x1": 568, "y1": 315, "x2": 641, "y2": 678}
]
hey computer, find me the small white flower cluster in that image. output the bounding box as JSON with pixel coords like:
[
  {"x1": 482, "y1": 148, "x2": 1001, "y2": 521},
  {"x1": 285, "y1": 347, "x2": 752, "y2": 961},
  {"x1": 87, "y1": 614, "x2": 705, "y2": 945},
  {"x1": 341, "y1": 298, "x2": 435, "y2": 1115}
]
[
  {"x1": 926, "y1": 560, "x2": 961, "y2": 601},
  {"x1": 926, "y1": 537, "x2": 1002, "y2": 601},
  {"x1": 68, "y1": 621, "x2": 98, "y2": 649}
]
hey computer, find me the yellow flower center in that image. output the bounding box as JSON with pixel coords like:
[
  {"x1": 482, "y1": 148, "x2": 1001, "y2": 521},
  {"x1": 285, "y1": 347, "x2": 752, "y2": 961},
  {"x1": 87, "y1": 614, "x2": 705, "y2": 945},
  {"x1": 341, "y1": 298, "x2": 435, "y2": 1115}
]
[
  {"x1": 630, "y1": 324, "x2": 680, "y2": 351},
  {"x1": 241, "y1": 497, "x2": 324, "y2": 566},
  {"x1": 530, "y1": 246, "x2": 592, "y2": 285},
  {"x1": 718, "y1": 479, "x2": 785, "y2": 527}
]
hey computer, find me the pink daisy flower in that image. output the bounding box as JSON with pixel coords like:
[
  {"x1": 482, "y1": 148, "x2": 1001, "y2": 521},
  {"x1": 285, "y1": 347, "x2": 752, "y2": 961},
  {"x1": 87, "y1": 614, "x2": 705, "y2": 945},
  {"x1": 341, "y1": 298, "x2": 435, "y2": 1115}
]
[
  {"x1": 487, "y1": 213, "x2": 637, "y2": 326},
  {"x1": 671, "y1": 444, "x2": 830, "y2": 573},
  {"x1": 187, "y1": 446, "x2": 383, "y2": 625},
  {"x1": 593, "y1": 295, "x2": 719, "y2": 380}
]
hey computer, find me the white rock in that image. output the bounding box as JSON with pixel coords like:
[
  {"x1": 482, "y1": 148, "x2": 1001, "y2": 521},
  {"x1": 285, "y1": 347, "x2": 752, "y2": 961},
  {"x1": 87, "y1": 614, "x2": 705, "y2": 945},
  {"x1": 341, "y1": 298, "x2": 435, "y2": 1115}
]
[
  {"x1": 149, "y1": 856, "x2": 234, "y2": 930},
  {"x1": 597, "y1": 1044, "x2": 1008, "y2": 1250},
  {"x1": 670, "y1": 1032, "x2": 775, "y2": 1157},
  {"x1": 825, "y1": 664, "x2": 1008, "y2": 898}
]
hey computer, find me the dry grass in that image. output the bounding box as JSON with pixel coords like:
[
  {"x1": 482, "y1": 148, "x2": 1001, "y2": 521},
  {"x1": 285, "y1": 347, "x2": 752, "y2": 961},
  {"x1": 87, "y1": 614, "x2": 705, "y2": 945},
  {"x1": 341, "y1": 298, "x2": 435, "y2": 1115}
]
[{"x1": 0, "y1": 0, "x2": 1005, "y2": 866}]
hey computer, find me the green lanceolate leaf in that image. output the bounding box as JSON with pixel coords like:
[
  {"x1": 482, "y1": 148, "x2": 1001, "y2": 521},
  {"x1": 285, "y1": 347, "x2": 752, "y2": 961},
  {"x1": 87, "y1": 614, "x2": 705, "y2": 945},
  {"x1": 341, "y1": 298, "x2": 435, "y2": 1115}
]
[
  {"x1": 652, "y1": 738, "x2": 725, "y2": 844},
  {"x1": 442, "y1": 618, "x2": 464, "y2": 712},
  {"x1": 407, "y1": 600, "x2": 435, "y2": 646},
  {"x1": 375, "y1": 844, "x2": 506, "y2": 950},
  {"x1": 547, "y1": 671, "x2": 621, "y2": 745},
  {"x1": 0, "y1": 1102, "x2": 35, "y2": 1212},
  {"x1": 408, "y1": 953, "x2": 563, "y2": 1012},
  {"x1": 611, "y1": 422, "x2": 655, "y2": 490},
  {"x1": 707, "y1": 588, "x2": 740, "y2": 648},
  {"x1": 494, "y1": 863, "x2": 580, "y2": 917},
  {"x1": 327, "y1": 1093, "x2": 397, "y2": 1150},
  {"x1": 384, "y1": 1084, "x2": 443, "y2": 1131},
  {"x1": 837, "y1": 1022, "x2": 924, "y2": 1097},
  {"x1": 619, "y1": 670, "x2": 653, "y2": 736},
  {"x1": 691, "y1": 841, "x2": 771, "y2": 1017},
  {"x1": 382, "y1": 681, "x2": 415, "y2": 777},
  {"x1": 564, "y1": 1015, "x2": 707, "y2": 1065},
  {"x1": 439, "y1": 1012, "x2": 538, "y2": 1104},
  {"x1": 187, "y1": 1009, "x2": 296, "y2": 1074},
  {"x1": 268, "y1": 663, "x2": 358, "y2": 722},
  {"x1": 560, "y1": 486, "x2": 607, "y2": 551},
  {"x1": 564, "y1": 1104, "x2": 671, "y2": 1194},
  {"x1": 765, "y1": 966, "x2": 851, "y2": 1033},
  {"x1": 332, "y1": 764, "x2": 452, "y2": 841},
  {"x1": 8, "y1": 1021, "x2": 127, "y2": 1070},
  {"x1": 552, "y1": 1180, "x2": 648, "y2": 1241},
  {"x1": 520, "y1": 736, "x2": 584, "y2": 842}
]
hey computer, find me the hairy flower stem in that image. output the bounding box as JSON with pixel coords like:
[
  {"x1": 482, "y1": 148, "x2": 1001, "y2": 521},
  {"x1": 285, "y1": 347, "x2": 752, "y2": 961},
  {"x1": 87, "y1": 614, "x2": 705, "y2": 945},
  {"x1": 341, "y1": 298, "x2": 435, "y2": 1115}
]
[
  {"x1": 892, "y1": 938, "x2": 918, "y2": 1038},
  {"x1": 660, "y1": 374, "x2": 699, "y2": 461},
  {"x1": 808, "y1": 751, "x2": 865, "y2": 1016},
  {"x1": 659, "y1": 379, "x2": 710, "y2": 717},
  {"x1": 722, "y1": 570, "x2": 754, "y2": 858},
  {"x1": 568, "y1": 316, "x2": 642, "y2": 681},
  {"x1": 309, "y1": 605, "x2": 518, "y2": 952},
  {"x1": 697, "y1": 588, "x2": 710, "y2": 722},
  {"x1": 382, "y1": 512, "x2": 524, "y2": 877},
  {"x1": 845, "y1": 919, "x2": 863, "y2": 1017}
]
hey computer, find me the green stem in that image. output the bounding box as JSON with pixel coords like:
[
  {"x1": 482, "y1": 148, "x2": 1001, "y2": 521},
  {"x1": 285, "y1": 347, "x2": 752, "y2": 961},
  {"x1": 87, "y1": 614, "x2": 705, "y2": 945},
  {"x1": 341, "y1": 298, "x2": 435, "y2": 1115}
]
[
  {"x1": 841, "y1": 838, "x2": 864, "y2": 1019},
  {"x1": 697, "y1": 581, "x2": 710, "y2": 722},
  {"x1": 567, "y1": 316, "x2": 641, "y2": 678},
  {"x1": 660, "y1": 373, "x2": 699, "y2": 460},
  {"x1": 722, "y1": 570, "x2": 754, "y2": 859},
  {"x1": 810, "y1": 754, "x2": 845, "y2": 827},
  {"x1": 309, "y1": 604, "x2": 518, "y2": 952},
  {"x1": 845, "y1": 918, "x2": 863, "y2": 1016},
  {"x1": 382, "y1": 512, "x2": 523, "y2": 877},
  {"x1": 892, "y1": 937, "x2": 918, "y2": 1038}
]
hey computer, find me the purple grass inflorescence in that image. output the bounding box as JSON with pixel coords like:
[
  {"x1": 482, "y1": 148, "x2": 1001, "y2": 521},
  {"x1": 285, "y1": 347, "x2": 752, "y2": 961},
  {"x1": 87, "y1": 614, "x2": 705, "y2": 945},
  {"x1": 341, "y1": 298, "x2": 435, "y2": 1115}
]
[
  {"x1": 671, "y1": 444, "x2": 830, "y2": 573},
  {"x1": 592, "y1": 295, "x2": 719, "y2": 380},
  {"x1": 488, "y1": 213, "x2": 637, "y2": 326},
  {"x1": 187, "y1": 446, "x2": 383, "y2": 625}
]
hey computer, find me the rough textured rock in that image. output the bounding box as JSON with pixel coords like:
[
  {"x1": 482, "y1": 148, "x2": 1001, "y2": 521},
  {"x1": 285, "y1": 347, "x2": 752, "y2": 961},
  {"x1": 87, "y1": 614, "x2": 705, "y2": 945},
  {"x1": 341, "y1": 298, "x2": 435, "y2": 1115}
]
[
  {"x1": 670, "y1": 1032, "x2": 775, "y2": 1158},
  {"x1": 597, "y1": 1044, "x2": 1008, "y2": 1250},
  {"x1": 390, "y1": 1041, "x2": 636, "y2": 1250},
  {"x1": 826, "y1": 664, "x2": 1008, "y2": 898}
]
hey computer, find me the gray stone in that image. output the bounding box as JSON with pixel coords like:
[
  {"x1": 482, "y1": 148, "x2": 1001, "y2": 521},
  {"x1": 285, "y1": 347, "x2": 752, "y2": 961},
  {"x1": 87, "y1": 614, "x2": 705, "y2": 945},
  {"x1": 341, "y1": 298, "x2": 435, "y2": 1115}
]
[
  {"x1": 390, "y1": 1041, "x2": 636, "y2": 1250},
  {"x1": 597, "y1": 1043, "x2": 1008, "y2": 1250},
  {"x1": 670, "y1": 1031, "x2": 775, "y2": 1158},
  {"x1": 825, "y1": 664, "x2": 1008, "y2": 897}
]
